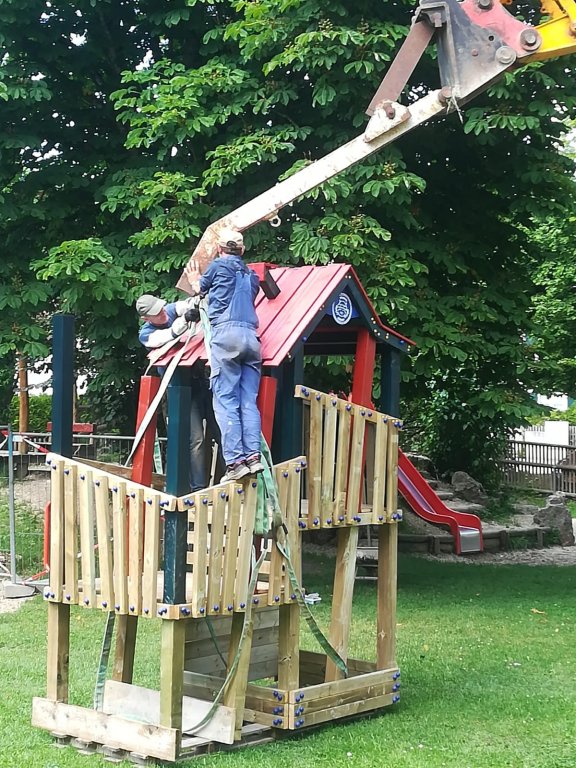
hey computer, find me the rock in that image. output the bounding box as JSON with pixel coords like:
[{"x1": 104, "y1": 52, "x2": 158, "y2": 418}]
[
  {"x1": 451, "y1": 471, "x2": 489, "y2": 506},
  {"x1": 512, "y1": 503, "x2": 540, "y2": 517},
  {"x1": 533, "y1": 495, "x2": 575, "y2": 546},
  {"x1": 445, "y1": 500, "x2": 485, "y2": 515},
  {"x1": 404, "y1": 453, "x2": 435, "y2": 476}
]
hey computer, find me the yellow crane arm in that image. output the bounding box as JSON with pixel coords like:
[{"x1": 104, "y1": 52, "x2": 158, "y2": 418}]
[{"x1": 524, "y1": 0, "x2": 576, "y2": 61}]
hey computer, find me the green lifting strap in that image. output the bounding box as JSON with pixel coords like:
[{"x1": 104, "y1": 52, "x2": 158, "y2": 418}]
[
  {"x1": 93, "y1": 611, "x2": 115, "y2": 710},
  {"x1": 274, "y1": 531, "x2": 349, "y2": 678},
  {"x1": 184, "y1": 543, "x2": 269, "y2": 735}
]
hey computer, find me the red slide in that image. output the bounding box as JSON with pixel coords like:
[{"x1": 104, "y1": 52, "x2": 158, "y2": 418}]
[{"x1": 398, "y1": 450, "x2": 483, "y2": 554}]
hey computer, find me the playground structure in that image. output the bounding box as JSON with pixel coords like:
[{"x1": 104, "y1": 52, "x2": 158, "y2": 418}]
[
  {"x1": 31, "y1": 0, "x2": 576, "y2": 760},
  {"x1": 32, "y1": 387, "x2": 402, "y2": 762}
]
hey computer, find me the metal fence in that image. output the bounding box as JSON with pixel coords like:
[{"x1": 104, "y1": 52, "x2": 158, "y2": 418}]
[
  {"x1": 0, "y1": 431, "x2": 164, "y2": 582},
  {"x1": 500, "y1": 440, "x2": 576, "y2": 496}
]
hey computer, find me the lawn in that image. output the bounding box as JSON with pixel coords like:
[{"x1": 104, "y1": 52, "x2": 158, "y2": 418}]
[{"x1": 1, "y1": 553, "x2": 574, "y2": 768}]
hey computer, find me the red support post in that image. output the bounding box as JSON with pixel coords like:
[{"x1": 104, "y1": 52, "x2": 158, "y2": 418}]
[
  {"x1": 351, "y1": 329, "x2": 377, "y2": 407},
  {"x1": 257, "y1": 375, "x2": 277, "y2": 447},
  {"x1": 132, "y1": 375, "x2": 161, "y2": 486}
]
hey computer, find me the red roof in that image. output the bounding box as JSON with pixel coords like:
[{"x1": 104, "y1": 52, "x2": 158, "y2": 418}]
[{"x1": 151, "y1": 263, "x2": 413, "y2": 369}]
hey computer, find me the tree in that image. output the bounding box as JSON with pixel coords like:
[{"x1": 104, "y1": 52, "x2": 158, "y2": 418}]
[{"x1": 1, "y1": 1, "x2": 575, "y2": 478}]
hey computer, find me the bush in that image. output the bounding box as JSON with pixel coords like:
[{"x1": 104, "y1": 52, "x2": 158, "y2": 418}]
[{"x1": 9, "y1": 394, "x2": 52, "y2": 433}]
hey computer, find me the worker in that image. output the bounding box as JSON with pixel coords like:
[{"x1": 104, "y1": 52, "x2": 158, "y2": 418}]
[
  {"x1": 190, "y1": 229, "x2": 264, "y2": 482},
  {"x1": 136, "y1": 293, "x2": 223, "y2": 491}
]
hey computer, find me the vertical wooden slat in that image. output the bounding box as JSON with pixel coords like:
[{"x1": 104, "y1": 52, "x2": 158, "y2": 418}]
[
  {"x1": 94, "y1": 474, "x2": 114, "y2": 609},
  {"x1": 371, "y1": 417, "x2": 389, "y2": 523},
  {"x1": 268, "y1": 466, "x2": 289, "y2": 605},
  {"x1": 78, "y1": 468, "x2": 97, "y2": 608},
  {"x1": 127, "y1": 487, "x2": 144, "y2": 615},
  {"x1": 345, "y1": 406, "x2": 365, "y2": 522},
  {"x1": 142, "y1": 493, "x2": 161, "y2": 616},
  {"x1": 63, "y1": 463, "x2": 79, "y2": 604},
  {"x1": 308, "y1": 394, "x2": 323, "y2": 520},
  {"x1": 192, "y1": 492, "x2": 208, "y2": 615},
  {"x1": 385, "y1": 421, "x2": 399, "y2": 521},
  {"x1": 234, "y1": 479, "x2": 257, "y2": 612},
  {"x1": 376, "y1": 523, "x2": 398, "y2": 669},
  {"x1": 321, "y1": 396, "x2": 338, "y2": 524},
  {"x1": 112, "y1": 480, "x2": 128, "y2": 613},
  {"x1": 49, "y1": 458, "x2": 65, "y2": 601},
  {"x1": 333, "y1": 401, "x2": 351, "y2": 523},
  {"x1": 207, "y1": 488, "x2": 226, "y2": 613},
  {"x1": 221, "y1": 485, "x2": 241, "y2": 611}
]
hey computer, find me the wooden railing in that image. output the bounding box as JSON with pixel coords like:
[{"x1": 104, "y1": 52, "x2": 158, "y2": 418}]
[
  {"x1": 44, "y1": 453, "x2": 304, "y2": 618},
  {"x1": 501, "y1": 440, "x2": 576, "y2": 496},
  {"x1": 295, "y1": 387, "x2": 400, "y2": 526}
]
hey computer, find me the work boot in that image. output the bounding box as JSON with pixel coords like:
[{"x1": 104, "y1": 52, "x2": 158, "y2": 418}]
[
  {"x1": 246, "y1": 453, "x2": 265, "y2": 475},
  {"x1": 221, "y1": 461, "x2": 250, "y2": 482}
]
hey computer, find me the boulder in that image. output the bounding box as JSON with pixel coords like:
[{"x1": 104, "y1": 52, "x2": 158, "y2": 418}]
[
  {"x1": 533, "y1": 494, "x2": 575, "y2": 546},
  {"x1": 512, "y1": 503, "x2": 540, "y2": 517},
  {"x1": 450, "y1": 471, "x2": 489, "y2": 506}
]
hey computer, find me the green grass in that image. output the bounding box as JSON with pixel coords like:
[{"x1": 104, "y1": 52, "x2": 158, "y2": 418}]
[
  {"x1": 2, "y1": 553, "x2": 575, "y2": 767},
  {"x1": 0, "y1": 494, "x2": 44, "y2": 577}
]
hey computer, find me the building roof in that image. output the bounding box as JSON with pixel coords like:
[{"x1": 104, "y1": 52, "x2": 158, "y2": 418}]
[{"x1": 151, "y1": 263, "x2": 414, "y2": 369}]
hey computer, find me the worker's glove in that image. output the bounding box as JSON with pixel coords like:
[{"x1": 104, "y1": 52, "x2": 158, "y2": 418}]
[
  {"x1": 184, "y1": 305, "x2": 200, "y2": 323},
  {"x1": 171, "y1": 315, "x2": 189, "y2": 338}
]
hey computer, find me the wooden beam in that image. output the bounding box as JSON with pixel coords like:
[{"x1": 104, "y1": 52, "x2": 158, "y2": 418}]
[
  {"x1": 377, "y1": 524, "x2": 398, "y2": 669},
  {"x1": 46, "y1": 603, "x2": 70, "y2": 702},
  {"x1": 324, "y1": 525, "x2": 359, "y2": 682},
  {"x1": 160, "y1": 620, "x2": 186, "y2": 732}
]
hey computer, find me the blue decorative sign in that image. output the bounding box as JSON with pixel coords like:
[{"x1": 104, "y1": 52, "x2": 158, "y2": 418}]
[{"x1": 330, "y1": 293, "x2": 354, "y2": 325}]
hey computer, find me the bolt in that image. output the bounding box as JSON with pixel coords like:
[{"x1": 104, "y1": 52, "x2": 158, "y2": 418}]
[
  {"x1": 102, "y1": 600, "x2": 107, "y2": 608},
  {"x1": 477, "y1": 0, "x2": 492, "y2": 9},
  {"x1": 495, "y1": 46, "x2": 516, "y2": 66},
  {"x1": 130, "y1": 605, "x2": 135, "y2": 612},
  {"x1": 520, "y1": 28, "x2": 540, "y2": 50},
  {"x1": 228, "y1": 604, "x2": 234, "y2": 611},
  {"x1": 383, "y1": 101, "x2": 396, "y2": 119}
]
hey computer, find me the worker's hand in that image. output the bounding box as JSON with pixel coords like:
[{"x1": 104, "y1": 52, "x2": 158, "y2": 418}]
[
  {"x1": 184, "y1": 306, "x2": 200, "y2": 323},
  {"x1": 171, "y1": 315, "x2": 189, "y2": 337},
  {"x1": 184, "y1": 259, "x2": 201, "y2": 294}
]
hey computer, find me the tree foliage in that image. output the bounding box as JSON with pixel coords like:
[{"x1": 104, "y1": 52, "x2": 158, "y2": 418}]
[{"x1": 1, "y1": 1, "x2": 575, "y2": 478}]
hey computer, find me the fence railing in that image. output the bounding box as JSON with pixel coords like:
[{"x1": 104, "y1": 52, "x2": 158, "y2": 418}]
[{"x1": 500, "y1": 440, "x2": 576, "y2": 496}]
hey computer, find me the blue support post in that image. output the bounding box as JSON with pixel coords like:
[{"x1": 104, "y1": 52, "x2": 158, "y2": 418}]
[
  {"x1": 163, "y1": 368, "x2": 191, "y2": 604},
  {"x1": 52, "y1": 314, "x2": 75, "y2": 457},
  {"x1": 272, "y1": 349, "x2": 303, "y2": 463},
  {"x1": 380, "y1": 347, "x2": 402, "y2": 419}
]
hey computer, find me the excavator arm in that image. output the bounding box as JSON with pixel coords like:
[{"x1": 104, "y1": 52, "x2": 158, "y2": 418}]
[{"x1": 177, "y1": 0, "x2": 576, "y2": 293}]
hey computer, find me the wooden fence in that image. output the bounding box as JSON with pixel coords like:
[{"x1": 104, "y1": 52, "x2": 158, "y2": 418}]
[{"x1": 500, "y1": 440, "x2": 576, "y2": 496}]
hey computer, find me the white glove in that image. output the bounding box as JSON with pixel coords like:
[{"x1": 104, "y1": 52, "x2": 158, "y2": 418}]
[{"x1": 171, "y1": 315, "x2": 189, "y2": 337}]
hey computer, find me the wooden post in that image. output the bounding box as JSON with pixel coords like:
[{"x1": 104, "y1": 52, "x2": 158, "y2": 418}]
[
  {"x1": 224, "y1": 611, "x2": 254, "y2": 738},
  {"x1": 51, "y1": 314, "x2": 75, "y2": 459},
  {"x1": 380, "y1": 347, "x2": 402, "y2": 419},
  {"x1": 17, "y1": 352, "x2": 28, "y2": 455},
  {"x1": 376, "y1": 523, "x2": 398, "y2": 669},
  {"x1": 164, "y1": 368, "x2": 191, "y2": 604},
  {"x1": 278, "y1": 462, "x2": 302, "y2": 691},
  {"x1": 113, "y1": 375, "x2": 161, "y2": 682},
  {"x1": 159, "y1": 619, "x2": 186, "y2": 736},
  {"x1": 324, "y1": 525, "x2": 359, "y2": 682},
  {"x1": 272, "y1": 351, "x2": 303, "y2": 462},
  {"x1": 46, "y1": 603, "x2": 70, "y2": 702}
]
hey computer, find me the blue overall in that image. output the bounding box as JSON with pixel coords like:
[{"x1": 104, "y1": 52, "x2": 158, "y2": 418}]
[{"x1": 206, "y1": 264, "x2": 262, "y2": 466}]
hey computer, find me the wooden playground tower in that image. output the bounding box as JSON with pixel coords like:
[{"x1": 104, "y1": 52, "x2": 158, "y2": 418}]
[{"x1": 32, "y1": 266, "x2": 408, "y2": 762}]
